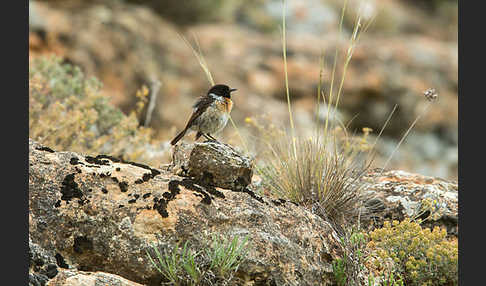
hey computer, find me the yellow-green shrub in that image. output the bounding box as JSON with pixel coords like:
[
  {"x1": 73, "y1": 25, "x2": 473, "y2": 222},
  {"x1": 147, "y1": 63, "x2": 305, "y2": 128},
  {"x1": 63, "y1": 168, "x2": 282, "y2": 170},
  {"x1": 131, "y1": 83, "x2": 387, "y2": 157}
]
[
  {"x1": 29, "y1": 55, "x2": 164, "y2": 165},
  {"x1": 366, "y1": 220, "x2": 458, "y2": 286}
]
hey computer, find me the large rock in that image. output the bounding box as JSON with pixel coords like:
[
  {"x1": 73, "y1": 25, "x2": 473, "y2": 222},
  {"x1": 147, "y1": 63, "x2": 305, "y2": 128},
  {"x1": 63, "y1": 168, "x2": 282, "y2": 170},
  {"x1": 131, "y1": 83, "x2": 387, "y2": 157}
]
[
  {"x1": 29, "y1": 237, "x2": 61, "y2": 286},
  {"x1": 47, "y1": 270, "x2": 144, "y2": 286},
  {"x1": 360, "y1": 169, "x2": 458, "y2": 236},
  {"x1": 29, "y1": 139, "x2": 344, "y2": 285}
]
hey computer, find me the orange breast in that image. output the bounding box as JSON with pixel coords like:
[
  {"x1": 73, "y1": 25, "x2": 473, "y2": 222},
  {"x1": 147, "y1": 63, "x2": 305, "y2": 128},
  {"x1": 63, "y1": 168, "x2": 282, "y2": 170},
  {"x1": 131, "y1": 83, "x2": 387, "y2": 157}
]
[{"x1": 224, "y1": 98, "x2": 233, "y2": 113}]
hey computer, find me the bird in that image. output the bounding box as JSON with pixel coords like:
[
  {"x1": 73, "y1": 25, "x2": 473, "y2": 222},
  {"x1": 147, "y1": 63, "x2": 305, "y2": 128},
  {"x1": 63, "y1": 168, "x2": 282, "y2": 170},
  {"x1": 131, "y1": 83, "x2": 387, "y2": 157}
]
[{"x1": 170, "y1": 84, "x2": 237, "y2": 145}]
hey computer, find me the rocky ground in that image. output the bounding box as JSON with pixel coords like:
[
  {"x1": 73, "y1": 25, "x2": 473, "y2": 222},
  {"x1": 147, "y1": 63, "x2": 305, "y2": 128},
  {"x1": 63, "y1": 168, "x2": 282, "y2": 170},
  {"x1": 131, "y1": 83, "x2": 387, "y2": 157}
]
[
  {"x1": 29, "y1": 0, "x2": 458, "y2": 180},
  {"x1": 29, "y1": 139, "x2": 457, "y2": 285}
]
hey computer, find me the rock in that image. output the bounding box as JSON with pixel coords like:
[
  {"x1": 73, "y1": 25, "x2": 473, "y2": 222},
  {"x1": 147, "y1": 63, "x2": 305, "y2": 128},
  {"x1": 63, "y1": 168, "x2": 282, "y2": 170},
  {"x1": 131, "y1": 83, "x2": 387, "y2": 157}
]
[
  {"x1": 30, "y1": 273, "x2": 49, "y2": 286},
  {"x1": 29, "y1": 1, "x2": 46, "y2": 31},
  {"x1": 359, "y1": 170, "x2": 458, "y2": 236},
  {"x1": 29, "y1": 237, "x2": 61, "y2": 286},
  {"x1": 171, "y1": 141, "x2": 254, "y2": 190},
  {"x1": 47, "y1": 269, "x2": 144, "y2": 286},
  {"x1": 264, "y1": 0, "x2": 339, "y2": 34},
  {"x1": 29, "y1": 138, "x2": 344, "y2": 285}
]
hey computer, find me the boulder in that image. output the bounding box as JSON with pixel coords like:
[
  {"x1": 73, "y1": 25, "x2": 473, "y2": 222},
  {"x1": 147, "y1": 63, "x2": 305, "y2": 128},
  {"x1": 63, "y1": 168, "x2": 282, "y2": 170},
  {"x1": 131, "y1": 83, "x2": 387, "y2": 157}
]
[
  {"x1": 171, "y1": 141, "x2": 254, "y2": 190},
  {"x1": 29, "y1": 237, "x2": 61, "y2": 286},
  {"x1": 29, "y1": 139, "x2": 343, "y2": 285},
  {"x1": 47, "y1": 270, "x2": 144, "y2": 286},
  {"x1": 360, "y1": 169, "x2": 458, "y2": 236}
]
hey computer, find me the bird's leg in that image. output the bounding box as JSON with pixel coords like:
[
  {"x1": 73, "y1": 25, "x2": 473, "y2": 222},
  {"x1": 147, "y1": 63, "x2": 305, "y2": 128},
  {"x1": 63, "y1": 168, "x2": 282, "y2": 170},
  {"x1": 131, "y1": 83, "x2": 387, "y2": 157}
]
[
  {"x1": 202, "y1": 133, "x2": 215, "y2": 142},
  {"x1": 202, "y1": 133, "x2": 211, "y2": 140},
  {"x1": 203, "y1": 133, "x2": 219, "y2": 143}
]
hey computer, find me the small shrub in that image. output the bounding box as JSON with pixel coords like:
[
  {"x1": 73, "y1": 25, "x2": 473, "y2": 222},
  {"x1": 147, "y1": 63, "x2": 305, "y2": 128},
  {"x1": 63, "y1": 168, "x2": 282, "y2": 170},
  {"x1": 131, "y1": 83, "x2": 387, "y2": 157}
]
[
  {"x1": 29, "y1": 55, "x2": 166, "y2": 165},
  {"x1": 366, "y1": 220, "x2": 458, "y2": 286}
]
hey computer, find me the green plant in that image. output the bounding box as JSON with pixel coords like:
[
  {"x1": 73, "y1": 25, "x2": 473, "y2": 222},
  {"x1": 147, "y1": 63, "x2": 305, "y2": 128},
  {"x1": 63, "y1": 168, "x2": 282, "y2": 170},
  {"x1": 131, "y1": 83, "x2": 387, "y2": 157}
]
[
  {"x1": 146, "y1": 235, "x2": 250, "y2": 285},
  {"x1": 254, "y1": 0, "x2": 376, "y2": 229},
  {"x1": 180, "y1": 242, "x2": 202, "y2": 285},
  {"x1": 206, "y1": 234, "x2": 250, "y2": 278},
  {"x1": 146, "y1": 241, "x2": 202, "y2": 286},
  {"x1": 258, "y1": 133, "x2": 370, "y2": 227},
  {"x1": 366, "y1": 220, "x2": 458, "y2": 286},
  {"x1": 368, "y1": 272, "x2": 405, "y2": 286},
  {"x1": 146, "y1": 242, "x2": 182, "y2": 285},
  {"x1": 332, "y1": 258, "x2": 347, "y2": 286},
  {"x1": 332, "y1": 228, "x2": 368, "y2": 286}
]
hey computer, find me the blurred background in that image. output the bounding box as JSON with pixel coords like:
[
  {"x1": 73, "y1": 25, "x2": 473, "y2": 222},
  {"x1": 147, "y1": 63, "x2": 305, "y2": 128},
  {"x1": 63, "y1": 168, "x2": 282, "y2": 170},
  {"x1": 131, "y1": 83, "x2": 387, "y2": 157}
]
[{"x1": 29, "y1": 0, "x2": 458, "y2": 180}]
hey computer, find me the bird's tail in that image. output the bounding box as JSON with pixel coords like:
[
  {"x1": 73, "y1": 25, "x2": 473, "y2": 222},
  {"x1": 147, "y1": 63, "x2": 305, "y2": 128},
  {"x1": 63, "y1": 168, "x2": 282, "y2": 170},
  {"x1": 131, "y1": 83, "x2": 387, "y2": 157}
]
[{"x1": 170, "y1": 129, "x2": 187, "y2": 145}]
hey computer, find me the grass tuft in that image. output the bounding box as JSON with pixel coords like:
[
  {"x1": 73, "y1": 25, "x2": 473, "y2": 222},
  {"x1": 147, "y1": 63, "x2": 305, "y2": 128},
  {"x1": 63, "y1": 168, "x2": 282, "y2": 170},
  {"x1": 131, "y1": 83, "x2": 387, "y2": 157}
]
[
  {"x1": 146, "y1": 234, "x2": 250, "y2": 285},
  {"x1": 257, "y1": 0, "x2": 374, "y2": 231},
  {"x1": 206, "y1": 234, "x2": 250, "y2": 278},
  {"x1": 258, "y1": 131, "x2": 371, "y2": 228}
]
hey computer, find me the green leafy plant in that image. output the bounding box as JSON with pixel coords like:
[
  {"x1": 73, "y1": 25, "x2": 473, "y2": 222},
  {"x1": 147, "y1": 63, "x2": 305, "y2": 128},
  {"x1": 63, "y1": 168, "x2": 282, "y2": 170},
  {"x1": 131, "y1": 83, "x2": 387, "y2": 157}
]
[
  {"x1": 146, "y1": 241, "x2": 202, "y2": 286},
  {"x1": 180, "y1": 242, "x2": 202, "y2": 285}
]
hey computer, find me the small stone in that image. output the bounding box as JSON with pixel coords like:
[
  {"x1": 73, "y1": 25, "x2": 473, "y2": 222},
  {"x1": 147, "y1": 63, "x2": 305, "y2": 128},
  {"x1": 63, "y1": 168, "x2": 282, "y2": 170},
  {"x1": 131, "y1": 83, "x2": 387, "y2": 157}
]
[{"x1": 171, "y1": 141, "x2": 254, "y2": 190}]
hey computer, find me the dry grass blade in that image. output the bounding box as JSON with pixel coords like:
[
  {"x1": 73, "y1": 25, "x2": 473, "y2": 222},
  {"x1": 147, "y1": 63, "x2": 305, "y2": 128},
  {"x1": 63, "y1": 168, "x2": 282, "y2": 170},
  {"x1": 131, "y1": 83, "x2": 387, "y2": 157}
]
[
  {"x1": 381, "y1": 98, "x2": 435, "y2": 174},
  {"x1": 179, "y1": 33, "x2": 215, "y2": 86},
  {"x1": 281, "y1": 0, "x2": 297, "y2": 159}
]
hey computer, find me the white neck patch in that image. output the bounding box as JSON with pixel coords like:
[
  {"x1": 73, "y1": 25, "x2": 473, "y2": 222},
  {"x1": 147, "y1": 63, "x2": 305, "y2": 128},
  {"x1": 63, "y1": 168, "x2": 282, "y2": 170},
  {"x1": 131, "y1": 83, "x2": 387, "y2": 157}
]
[{"x1": 209, "y1": 93, "x2": 220, "y2": 99}]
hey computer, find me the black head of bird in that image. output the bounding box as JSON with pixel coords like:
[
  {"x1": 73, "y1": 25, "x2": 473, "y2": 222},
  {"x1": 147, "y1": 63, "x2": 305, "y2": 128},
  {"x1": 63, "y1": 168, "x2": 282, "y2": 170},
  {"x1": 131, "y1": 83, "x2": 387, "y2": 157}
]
[{"x1": 207, "y1": 84, "x2": 237, "y2": 99}]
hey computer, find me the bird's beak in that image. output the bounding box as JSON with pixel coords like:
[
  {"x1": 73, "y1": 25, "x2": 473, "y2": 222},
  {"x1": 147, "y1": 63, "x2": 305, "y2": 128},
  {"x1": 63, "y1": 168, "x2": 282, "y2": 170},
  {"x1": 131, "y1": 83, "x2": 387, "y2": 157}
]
[{"x1": 230, "y1": 88, "x2": 237, "y2": 93}]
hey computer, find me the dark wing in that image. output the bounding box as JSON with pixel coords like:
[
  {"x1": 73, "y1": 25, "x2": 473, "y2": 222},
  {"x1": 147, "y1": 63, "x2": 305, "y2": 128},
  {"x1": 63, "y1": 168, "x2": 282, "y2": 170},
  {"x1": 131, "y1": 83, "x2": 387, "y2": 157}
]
[{"x1": 183, "y1": 95, "x2": 215, "y2": 130}]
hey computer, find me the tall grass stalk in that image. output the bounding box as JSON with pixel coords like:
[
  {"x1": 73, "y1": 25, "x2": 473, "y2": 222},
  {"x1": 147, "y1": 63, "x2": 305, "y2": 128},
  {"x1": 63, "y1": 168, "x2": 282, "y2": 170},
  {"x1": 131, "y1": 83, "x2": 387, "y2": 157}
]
[
  {"x1": 256, "y1": 0, "x2": 377, "y2": 229},
  {"x1": 380, "y1": 99, "x2": 435, "y2": 174},
  {"x1": 281, "y1": 0, "x2": 297, "y2": 159},
  {"x1": 179, "y1": 33, "x2": 215, "y2": 87},
  {"x1": 315, "y1": 50, "x2": 326, "y2": 136},
  {"x1": 322, "y1": 0, "x2": 348, "y2": 142}
]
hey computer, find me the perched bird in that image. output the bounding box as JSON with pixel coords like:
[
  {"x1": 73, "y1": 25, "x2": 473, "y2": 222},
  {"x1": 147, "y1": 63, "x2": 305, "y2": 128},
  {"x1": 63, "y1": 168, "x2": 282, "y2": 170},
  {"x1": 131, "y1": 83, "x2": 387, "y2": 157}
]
[{"x1": 170, "y1": 84, "x2": 237, "y2": 145}]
